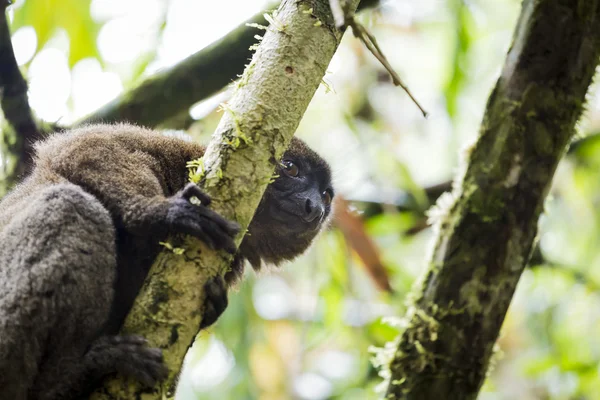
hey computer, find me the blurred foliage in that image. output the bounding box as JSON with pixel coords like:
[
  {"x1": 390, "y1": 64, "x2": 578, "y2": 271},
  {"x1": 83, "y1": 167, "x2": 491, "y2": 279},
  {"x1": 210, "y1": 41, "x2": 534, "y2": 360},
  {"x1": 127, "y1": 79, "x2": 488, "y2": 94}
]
[
  {"x1": 6, "y1": 0, "x2": 600, "y2": 399},
  {"x1": 11, "y1": 0, "x2": 101, "y2": 67}
]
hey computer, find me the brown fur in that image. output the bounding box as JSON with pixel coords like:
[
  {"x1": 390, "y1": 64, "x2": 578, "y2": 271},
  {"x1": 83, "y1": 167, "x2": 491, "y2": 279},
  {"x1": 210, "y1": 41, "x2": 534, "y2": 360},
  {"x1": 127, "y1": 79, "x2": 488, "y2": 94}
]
[{"x1": 0, "y1": 123, "x2": 333, "y2": 399}]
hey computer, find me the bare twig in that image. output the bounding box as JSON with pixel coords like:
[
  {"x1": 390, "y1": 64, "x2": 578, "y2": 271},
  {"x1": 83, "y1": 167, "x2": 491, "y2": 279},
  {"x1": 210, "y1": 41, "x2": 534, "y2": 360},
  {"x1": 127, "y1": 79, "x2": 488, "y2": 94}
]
[
  {"x1": 330, "y1": 0, "x2": 428, "y2": 117},
  {"x1": 351, "y1": 23, "x2": 428, "y2": 117}
]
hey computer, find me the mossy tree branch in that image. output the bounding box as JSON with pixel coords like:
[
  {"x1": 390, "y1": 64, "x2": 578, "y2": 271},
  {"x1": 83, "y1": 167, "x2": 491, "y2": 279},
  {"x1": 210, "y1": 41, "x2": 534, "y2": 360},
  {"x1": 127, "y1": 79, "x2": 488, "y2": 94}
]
[
  {"x1": 0, "y1": 1, "x2": 41, "y2": 193},
  {"x1": 89, "y1": 0, "x2": 360, "y2": 398},
  {"x1": 382, "y1": 1, "x2": 600, "y2": 398}
]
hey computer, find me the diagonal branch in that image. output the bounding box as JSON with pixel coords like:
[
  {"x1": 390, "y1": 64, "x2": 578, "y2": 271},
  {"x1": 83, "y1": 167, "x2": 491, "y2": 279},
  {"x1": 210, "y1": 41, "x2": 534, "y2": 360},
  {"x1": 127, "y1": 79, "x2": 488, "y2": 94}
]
[
  {"x1": 74, "y1": 10, "x2": 268, "y2": 128},
  {"x1": 75, "y1": 0, "x2": 381, "y2": 129}
]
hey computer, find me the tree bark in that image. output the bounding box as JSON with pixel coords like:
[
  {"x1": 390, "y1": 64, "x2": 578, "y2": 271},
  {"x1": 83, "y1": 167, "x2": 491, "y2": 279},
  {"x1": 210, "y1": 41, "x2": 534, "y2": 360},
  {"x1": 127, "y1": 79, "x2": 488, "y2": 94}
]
[
  {"x1": 89, "y1": 0, "x2": 360, "y2": 398},
  {"x1": 0, "y1": 2, "x2": 41, "y2": 194},
  {"x1": 382, "y1": 1, "x2": 600, "y2": 399}
]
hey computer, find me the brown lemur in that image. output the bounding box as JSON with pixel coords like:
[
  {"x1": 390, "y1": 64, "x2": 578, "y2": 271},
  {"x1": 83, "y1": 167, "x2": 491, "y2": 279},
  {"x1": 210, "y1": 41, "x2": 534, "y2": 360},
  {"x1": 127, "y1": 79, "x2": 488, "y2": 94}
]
[{"x1": 0, "y1": 123, "x2": 334, "y2": 400}]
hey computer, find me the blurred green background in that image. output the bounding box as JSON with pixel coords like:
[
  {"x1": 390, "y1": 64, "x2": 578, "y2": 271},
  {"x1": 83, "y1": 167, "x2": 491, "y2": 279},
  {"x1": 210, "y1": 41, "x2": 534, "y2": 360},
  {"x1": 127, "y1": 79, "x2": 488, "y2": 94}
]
[{"x1": 4, "y1": 0, "x2": 600, "y2": 398}]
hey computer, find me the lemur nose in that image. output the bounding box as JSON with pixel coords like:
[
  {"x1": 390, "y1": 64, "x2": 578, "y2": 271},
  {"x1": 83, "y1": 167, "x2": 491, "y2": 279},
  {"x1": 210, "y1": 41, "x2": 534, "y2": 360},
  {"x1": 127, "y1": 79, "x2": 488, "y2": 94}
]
[{"x1": 304, "y1": 198, "x2": 324, "y2": 222}]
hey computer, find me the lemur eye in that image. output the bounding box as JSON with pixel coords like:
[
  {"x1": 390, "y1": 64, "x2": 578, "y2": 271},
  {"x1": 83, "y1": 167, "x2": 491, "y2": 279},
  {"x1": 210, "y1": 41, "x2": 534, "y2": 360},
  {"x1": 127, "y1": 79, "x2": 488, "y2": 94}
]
[
  {"x1": 281, "y1": 160, "x2": 299, "y2": 177},
  {"x1": 322, "y1": 189, "x2": 333, "y2": 206}
]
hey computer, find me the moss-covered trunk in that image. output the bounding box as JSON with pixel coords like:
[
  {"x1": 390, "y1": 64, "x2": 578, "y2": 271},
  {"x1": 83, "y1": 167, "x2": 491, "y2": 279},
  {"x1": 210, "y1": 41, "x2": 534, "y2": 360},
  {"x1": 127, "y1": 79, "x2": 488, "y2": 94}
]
[
  {"x1": 384, "y1": 1, "x2": 600, "y2": 399},
  {"x1": 89, "y1": 0, "x2": 359, "y2": 399}
]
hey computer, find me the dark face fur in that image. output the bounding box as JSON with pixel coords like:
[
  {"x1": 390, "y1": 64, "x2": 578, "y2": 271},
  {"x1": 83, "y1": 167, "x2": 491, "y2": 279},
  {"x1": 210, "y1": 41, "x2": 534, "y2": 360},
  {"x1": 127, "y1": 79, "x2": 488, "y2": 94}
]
[{"x1": 238, "y1": 137, "x2": 334, "y2": 270}]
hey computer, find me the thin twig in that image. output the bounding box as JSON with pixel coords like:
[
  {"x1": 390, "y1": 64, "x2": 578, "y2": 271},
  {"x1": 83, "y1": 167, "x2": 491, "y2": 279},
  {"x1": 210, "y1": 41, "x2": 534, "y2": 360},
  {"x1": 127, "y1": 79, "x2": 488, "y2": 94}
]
[
  {"x1": 330, "y1": 0, "x2": 428, "y2": 117},
  {"x1": 350, "y1": 22, "x2": 428, "y2": 117}
]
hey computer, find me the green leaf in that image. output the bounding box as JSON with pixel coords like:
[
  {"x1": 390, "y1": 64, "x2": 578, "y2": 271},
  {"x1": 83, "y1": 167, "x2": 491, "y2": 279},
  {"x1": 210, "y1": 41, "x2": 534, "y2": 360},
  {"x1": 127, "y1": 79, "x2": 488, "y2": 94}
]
[
  {"x1": 63, "y1": 0, "x2": 100, "y2": 67},
  {"x1": 11, "y1": 0, "x2": 101, "y2": 67}
]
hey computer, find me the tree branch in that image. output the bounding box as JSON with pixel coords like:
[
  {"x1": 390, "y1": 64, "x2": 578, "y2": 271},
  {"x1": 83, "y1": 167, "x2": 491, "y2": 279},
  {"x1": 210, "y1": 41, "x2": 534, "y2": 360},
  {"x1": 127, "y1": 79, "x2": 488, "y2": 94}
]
[
  {"x1": 89, "y1": 0, "x2": 360, "y2": 398},
  {"x1": 74, "y1": 11, "x2": 266, "y2": 128},
  {"x1": 0, "y1": 2, "x2": 41, "y2": 192},
  {"x1": 382, "y1": 1, "x2": 600, "y2": 398},
  {"x1": 74, "y1": 0, "x2": 380, "y2": 129},
  {"x1": 350, "y1": 132, "x2": 600, "y2": 221}
]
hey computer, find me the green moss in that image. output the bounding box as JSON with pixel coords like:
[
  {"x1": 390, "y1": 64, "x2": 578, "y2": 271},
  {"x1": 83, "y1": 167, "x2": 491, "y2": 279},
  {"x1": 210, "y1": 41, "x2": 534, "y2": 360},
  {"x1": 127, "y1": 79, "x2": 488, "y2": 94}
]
[
  {"x1": 374, "y1": 294, "x2": 474, "y2": 399},
  {"x1": 531, "y1": 122, "x2": 555, "y2": 155},
  {"x1": 374, "y1": 305, "x2": 441, "y2": 395},
  {"x1": 320, "y1": 78, "x2": 334, "y2": 93},
  {"x1": 245, "y1": 22, "x2": 268, "y2": 31},
  {"x1": 186, "y1": 157, "x2": 206, "y2": 183},
  {"x1": 219, "y1": 103, "x2": 254, "y2": 149},
  {"x1": 148, "y1": 281, "x2": 170, "y2": 314},
  {"x1": 159, "y1": 241, "x2": 186, "y2": 256},
  {"x1": 458, "y1": 266, "x2": 487, "y2": 315},
  {"x1": 264, "y1": 10, "x2": 287, "y2": 33},
  {"x1": 236, "y1": 60, "x2": 256, "y2": 89},
  {"x1": 468, "y1": 189, "x2": 506, "y2": 222},
  {"x1": 300, "y1": 0, "x2": 338, "y2": 32},
  {"x1": 249, "y1": 35, "x2": 263, "y2": 51}
]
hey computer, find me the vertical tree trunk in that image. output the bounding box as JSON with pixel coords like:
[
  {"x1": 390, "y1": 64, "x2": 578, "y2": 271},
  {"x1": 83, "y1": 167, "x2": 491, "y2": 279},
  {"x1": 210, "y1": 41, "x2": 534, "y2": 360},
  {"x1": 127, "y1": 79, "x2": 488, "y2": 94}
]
[
  {"x1": 0, "y1": 4, "x2": 40, "y2": 194},
  {"x1": 384, "y1": 1, "x2": 600, "y2": 398}
]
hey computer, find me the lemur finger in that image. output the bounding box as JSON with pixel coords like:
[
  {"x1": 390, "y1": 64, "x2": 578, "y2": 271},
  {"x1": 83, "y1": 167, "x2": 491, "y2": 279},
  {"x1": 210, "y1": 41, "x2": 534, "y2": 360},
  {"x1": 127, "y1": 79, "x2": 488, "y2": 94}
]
[
  {"x1": 175, "y1": 220, "x2": 218, "y2": 250},
  {"x1": 196, "y1": 206, "x2": 240, "y2": 237},
  {"x1": 196, "y1": 217, "x2": 237, "y2": 254}
]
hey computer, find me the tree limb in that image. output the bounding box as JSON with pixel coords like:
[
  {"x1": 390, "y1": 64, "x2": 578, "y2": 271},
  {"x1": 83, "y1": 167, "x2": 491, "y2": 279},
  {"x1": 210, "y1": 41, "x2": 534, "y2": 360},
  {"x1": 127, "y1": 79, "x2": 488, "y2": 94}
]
[
  {"x1": 74, "y1": 0, "x2": 380, "y2": 129},
  {"x1": 349, "y1": 132, "x2": 600, "y2": 220},
  {"x1": 89, "y1": 0, "x2": 360, "y2": 398},
  {"x1": 383, "y1": 1, "x2": 600, "y2": 398},
  {"x1": 74, "y1": 10, "x2": 267, "y2": 128},
  {"x1": 0, "y1": 2, "x2": 41, "y2": 192}
]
